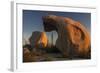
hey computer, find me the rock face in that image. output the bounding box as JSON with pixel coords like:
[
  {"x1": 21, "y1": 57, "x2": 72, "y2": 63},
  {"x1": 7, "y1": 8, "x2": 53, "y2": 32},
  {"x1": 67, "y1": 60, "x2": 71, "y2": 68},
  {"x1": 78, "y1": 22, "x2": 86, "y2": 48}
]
[
  {"x1": 23, "y1": 47, "x2": 32, "y2": 62},
  {"x1": 42, "y1": 15, "x2": 90, "y2": 58},
  {"x1": 29, "y1": 31, "x2": 48, "y2": 49}
]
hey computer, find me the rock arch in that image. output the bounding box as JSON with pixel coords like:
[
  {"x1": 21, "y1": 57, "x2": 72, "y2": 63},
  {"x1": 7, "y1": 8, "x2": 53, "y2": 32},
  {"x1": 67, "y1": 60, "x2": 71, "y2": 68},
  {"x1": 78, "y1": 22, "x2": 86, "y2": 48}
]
[{"x1": 42, "y1": 15, "x2": 90, "y2": 58}]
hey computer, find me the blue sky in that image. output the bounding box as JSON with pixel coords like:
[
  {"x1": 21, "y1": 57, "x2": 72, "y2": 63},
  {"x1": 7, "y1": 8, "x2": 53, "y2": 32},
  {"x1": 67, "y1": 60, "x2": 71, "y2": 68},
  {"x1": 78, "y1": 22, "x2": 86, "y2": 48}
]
[{"x1": 23, "y1": 10, "x2": 91, "y2": 44}]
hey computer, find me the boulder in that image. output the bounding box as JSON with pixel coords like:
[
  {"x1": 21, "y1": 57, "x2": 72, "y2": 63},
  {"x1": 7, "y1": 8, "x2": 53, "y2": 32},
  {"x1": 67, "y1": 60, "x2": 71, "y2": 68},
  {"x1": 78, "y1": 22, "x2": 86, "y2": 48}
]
[
  {"x1": 42, "y1": 15, "x2": 90, "y2": 58},
  {"x1": 23, "y1": 47, "x2": 32, "y2": 62},
  {"x1": 29, "y1": 31, "x2": 48, "y2": 49}
]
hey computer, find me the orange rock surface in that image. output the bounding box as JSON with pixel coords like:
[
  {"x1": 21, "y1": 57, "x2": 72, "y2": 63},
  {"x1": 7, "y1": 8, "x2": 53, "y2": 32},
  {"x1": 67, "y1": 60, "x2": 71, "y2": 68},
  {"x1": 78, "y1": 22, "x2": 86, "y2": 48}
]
[
  {"x1": 29, "y1": 31, "x2": 48, "y2": 48},
  {"x1": 43, "y1": 15, "x2": 90, "y2": 58}
]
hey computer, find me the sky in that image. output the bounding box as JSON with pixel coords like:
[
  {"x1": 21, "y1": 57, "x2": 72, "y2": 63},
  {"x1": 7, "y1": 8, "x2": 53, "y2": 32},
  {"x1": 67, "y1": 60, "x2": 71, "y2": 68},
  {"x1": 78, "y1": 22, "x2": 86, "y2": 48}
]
[{"x1": 23, "y1": 10, "x2": 91, "y2": 45}]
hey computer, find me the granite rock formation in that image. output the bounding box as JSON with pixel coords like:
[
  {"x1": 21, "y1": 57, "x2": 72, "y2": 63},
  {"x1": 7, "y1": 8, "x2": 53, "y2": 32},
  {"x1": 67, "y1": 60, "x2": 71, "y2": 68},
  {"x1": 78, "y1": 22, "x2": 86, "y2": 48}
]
[
  {"x1": 29, "y1": 31, "x2": 48, "y2": 49},
  {"x1": 23, "y1": 47, "x2": 32, "y2": 62},
  {"x1": 42, "y1": 15, "x2": 90, "y2": 58}
]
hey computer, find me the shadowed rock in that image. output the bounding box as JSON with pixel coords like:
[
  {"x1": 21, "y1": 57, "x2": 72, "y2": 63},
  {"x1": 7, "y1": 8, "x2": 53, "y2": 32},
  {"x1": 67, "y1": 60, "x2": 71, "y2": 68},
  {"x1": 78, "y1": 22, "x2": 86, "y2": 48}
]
[
  {"x1": 42, "y1": 15, "x2": 90, "y2": 58},
  {"x1": 29, "y1": 31, "x2": 48, "y2": 49},
  {"x1": 23, "y1": 47, "x2": 32, "y2": 62}
]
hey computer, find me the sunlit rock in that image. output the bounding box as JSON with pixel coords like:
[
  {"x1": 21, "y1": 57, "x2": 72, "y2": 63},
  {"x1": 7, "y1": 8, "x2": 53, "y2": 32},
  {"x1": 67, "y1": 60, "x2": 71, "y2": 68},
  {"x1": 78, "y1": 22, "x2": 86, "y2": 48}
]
[
  {"x1": 29, "y1": 31, "x2": 48, "y2": 48},
  {"x1": 42, "y1": 15, "x2": 90, "y2": 58}
]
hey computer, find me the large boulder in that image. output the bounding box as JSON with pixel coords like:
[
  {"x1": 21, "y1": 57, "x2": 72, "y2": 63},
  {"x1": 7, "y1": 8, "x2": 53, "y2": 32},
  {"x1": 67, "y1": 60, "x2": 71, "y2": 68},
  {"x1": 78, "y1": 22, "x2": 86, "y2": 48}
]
[
  {"x1": 29, "y1": 31, "x2": 48, "y2": 48},
  {"x1": 42, "y1": 15, "x2": 90, "y2": 58}
]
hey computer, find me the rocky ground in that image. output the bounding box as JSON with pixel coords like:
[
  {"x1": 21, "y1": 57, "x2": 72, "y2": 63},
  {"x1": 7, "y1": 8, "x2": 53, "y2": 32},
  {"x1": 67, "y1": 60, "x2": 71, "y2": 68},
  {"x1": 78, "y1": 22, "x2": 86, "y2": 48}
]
[{"x1": 23, "y1": 45, "x2": 90, "y2": 63}]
